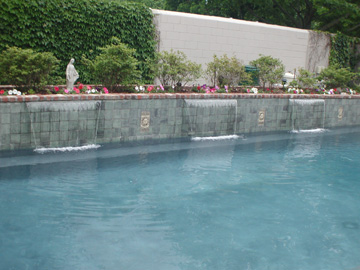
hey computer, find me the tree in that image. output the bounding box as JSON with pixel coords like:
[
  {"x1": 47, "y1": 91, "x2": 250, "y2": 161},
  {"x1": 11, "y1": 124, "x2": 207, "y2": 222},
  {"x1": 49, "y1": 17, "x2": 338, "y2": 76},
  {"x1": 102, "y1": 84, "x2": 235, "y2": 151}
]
[
  {"x1": 164, "y1": 0, "x2": 360, "y2": 38},
  {"x1": 317, "y1": 64, "x2": 358, "y2": 88},
  {"x1": 296, "y1": 68, "x2": 317, "y2": 88},
  {"x1": 250, "y1": 55, "x2": 285, "y2": 89},
  {"x1": 206, "y1": 54, "x2": 249, "y2": 86},
  {"x1": 153, "y1": 50, "x2": 202, "y2": 86},
  {"x1": 84, "y1": 38, "x2": 140, "y2": 90}
]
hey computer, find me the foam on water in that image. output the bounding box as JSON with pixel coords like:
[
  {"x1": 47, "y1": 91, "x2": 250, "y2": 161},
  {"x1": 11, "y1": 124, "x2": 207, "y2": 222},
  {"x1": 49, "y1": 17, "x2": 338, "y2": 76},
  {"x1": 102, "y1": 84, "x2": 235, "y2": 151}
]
[
  {"x1": 192, "y1": 135, "x2": 240, "y2": 141},
  {"x1": 34, "y1": 144, "x2": 101, "y2": 153},
  {"x1": 289, "y1": 128, "x2": 328, "y2": 134}
]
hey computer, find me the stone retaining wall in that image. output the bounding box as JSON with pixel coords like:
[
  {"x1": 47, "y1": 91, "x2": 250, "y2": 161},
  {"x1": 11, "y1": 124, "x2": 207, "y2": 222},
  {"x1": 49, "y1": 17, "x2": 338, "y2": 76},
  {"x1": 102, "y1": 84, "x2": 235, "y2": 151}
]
[{"x1": 0, "y1": 94, "x2": 359, "y2": 151}]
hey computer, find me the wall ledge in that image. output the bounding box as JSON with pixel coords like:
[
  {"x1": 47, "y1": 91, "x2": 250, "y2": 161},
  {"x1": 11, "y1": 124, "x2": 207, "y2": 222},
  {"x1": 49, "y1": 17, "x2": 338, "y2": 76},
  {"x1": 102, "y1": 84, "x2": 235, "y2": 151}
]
[{"x1": 1, "y1": 93, "x2": 359, "y2": 103}]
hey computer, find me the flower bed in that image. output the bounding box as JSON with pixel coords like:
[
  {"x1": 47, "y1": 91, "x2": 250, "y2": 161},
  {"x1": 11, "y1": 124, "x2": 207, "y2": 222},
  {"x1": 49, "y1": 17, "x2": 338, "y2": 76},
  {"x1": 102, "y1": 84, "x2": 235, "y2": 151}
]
[{"x1": 0, "y1": 83, "x2": 357, "y2": 96}]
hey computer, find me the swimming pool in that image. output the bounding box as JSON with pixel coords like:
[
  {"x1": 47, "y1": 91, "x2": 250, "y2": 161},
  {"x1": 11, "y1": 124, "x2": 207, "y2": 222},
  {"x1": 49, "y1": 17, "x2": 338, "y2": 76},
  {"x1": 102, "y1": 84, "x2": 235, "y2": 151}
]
[{"x1": 1, "y1": 128, "x2": 360, "y2": 270}]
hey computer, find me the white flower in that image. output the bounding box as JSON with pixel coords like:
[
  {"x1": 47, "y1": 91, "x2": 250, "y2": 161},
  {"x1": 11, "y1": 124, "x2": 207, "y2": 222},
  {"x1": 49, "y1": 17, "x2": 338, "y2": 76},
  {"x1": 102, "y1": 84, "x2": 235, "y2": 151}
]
[
  {"x1": 8, "y1": 90, "x2": 13, "y2": 95},
  {"x1": 140, "y1": 86, "x2": 144, "y2": 92},
  {"x1": 91, "y1": 89, "x2": 96, "y2": 93},
  {"x1": 251, "y1": 87, "x2": 258, "y2": 94},
  {"x1": 135, "y1": 86, "x2": 139, "y2": 92},
  {"x1": 12, "y1": 89, "x2": 18, "y2": 94},
  {"x1": 17, "y1": 91, "x2": 21, "y2": 95}
]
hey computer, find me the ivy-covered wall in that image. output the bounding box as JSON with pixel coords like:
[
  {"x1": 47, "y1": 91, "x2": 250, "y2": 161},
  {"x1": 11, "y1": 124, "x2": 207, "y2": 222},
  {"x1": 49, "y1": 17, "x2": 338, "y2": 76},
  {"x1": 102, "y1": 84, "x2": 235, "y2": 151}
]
[
  {"x1": 329, "y1": 32, "x2": 360, "y2": 71},
  {"x1": 0, "y1": 0, "x2": 156, "y2": 82}
]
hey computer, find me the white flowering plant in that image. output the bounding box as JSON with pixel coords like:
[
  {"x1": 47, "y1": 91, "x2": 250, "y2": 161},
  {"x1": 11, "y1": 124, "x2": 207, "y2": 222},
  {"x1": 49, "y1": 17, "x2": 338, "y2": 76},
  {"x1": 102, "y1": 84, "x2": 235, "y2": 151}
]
[{"x1": 0, "y1": 89, "x2": 22, "y2": 95}]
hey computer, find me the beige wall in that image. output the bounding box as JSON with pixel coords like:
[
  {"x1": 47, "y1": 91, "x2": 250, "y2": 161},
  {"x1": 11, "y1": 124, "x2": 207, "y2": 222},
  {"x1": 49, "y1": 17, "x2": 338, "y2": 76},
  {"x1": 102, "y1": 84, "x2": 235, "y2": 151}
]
[{"x1": 152, "y1": 9, "x2": 330, "y2": 84}]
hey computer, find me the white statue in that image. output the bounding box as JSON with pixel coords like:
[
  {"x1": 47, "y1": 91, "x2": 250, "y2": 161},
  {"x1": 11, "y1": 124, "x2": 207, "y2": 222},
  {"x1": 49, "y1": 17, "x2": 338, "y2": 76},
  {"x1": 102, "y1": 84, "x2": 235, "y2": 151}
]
[{"x1": 66, "y1": 58, "x2": 79, "y2": 90}]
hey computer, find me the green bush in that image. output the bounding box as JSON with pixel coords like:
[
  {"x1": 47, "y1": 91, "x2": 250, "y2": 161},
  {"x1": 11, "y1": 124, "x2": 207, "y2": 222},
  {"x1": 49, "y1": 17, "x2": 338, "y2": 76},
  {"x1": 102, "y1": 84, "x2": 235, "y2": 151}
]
[
  {"x1": 297, "y1": 68, "x2": 317, "y2": 88},
  {"x1": 83, "y1": 38, "x2": 140, "y2": 90},
  {"x1": 206, "y1": 54, "x2": 249, "y2": 86},
  {"x1": 317, "y1": 65, "x2": 358, "y2": 88},
  {"x1": 0, "y1": 0, "x2": 156, "y2": 83},
  {"x1": 0, "y1": 46, "x2": 59, "y2": 90},
  {"x1": 250, "y1": 55, "x2": 285, "y2": 89},
  {"x1": 154, "y1": 50, "x2": 202, "y2": 86}
]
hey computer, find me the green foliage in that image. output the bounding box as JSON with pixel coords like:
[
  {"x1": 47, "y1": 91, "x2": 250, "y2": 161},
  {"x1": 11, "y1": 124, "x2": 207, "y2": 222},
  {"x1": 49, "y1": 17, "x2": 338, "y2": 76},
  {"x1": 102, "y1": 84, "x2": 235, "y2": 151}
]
[
  {"x1": 125, "y1": 0, "x2": 166, "y2": 9},
  {"x1": 329, "y1": 33, "x2": 360, "y2": 71},
  {"x1": 297, "y1": 68, "x2": 317, "y2": 88},
  {"x1": 0, "y1": 0, "x2": 156, "y2": 83},
  {"x1": 154, "y1": 50, "x2": 202, "y2": 86},
  {"x1": 165, "y1": 0, "x2": 360, "y2": 38},
  {"x1": 317, "y1": 64, "x2": 358, "y2": 88},
  {"x1": 84, "y1": 38, "x2": 140, "y2": 90},
  {"x1": 0, "y1": 46, "x2": 59, "y2": 90},
  {"x1": 206, "y1": 54, "x2": 249, "y2": 86},
  {"x1": 250, "y1": 55, "x2": 285, "y2": 89}
]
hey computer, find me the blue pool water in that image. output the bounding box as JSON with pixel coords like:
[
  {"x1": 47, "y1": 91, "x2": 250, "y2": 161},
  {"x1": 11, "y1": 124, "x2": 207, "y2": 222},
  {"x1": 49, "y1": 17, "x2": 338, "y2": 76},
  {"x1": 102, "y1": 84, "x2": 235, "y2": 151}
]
[{"x1": 1, "y1": 129, "x2": 360, "y2": 270}]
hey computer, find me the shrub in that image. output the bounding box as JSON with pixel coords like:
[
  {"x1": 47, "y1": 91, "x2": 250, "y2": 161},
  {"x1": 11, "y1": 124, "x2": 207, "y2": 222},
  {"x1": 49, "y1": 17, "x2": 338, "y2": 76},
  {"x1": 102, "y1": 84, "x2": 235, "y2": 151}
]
[
  {"x1": 317, "y1": 64, "x2": 358, "y2": 88},
  {"x1": 297, "y1": 68, "x2": 317, "y2": 88},
  {"x1": 0, "y1": 46, "x2": 59, "y2": 90},
  {"x1": 206, "y1": 54, "x2": 249, "y2": 86},
  {"x1": 154, "y1": 50, "x2": 202, "y2": 86},
  {"x1": 250, "y1": 55, "x2": 285, "y2": 89},
  {"x1": 83, "y1": 38, "x2": 140, "y2": 90}
]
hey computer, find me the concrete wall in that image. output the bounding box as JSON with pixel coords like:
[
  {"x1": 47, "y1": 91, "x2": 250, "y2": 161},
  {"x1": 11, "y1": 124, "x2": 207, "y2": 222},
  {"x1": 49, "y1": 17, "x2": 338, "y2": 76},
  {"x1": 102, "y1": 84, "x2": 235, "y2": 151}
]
[
  {"x1": 152, "y1": 9, "x2": 330, "y2": 82},
  {"x1": 1, "y1": 94, "x2": 360, "y2": 151}
]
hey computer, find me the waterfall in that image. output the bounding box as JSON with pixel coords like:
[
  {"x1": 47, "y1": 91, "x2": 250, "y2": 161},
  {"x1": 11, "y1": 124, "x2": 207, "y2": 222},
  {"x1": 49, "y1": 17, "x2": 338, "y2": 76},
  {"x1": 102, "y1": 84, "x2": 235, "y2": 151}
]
[
  {"x1": 289, "y1": 99, "x2": 326, "y2": 132},
  {"x1": 183, "y1": 99, "x2": 239, "y2": 139},
  {"x1": 26, "y1": 101, "x2": 102, "y2": 152}
]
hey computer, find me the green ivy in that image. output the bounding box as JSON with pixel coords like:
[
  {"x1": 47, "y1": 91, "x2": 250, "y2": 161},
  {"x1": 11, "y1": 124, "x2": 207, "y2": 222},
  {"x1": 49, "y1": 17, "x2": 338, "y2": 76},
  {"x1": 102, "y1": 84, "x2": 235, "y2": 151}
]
[
  {"x1": 329, "y1": 32, "x2": 360, "y2": 71},
  {"x1": 0, "y1": 0, "x2": 156, "y2": 83}
]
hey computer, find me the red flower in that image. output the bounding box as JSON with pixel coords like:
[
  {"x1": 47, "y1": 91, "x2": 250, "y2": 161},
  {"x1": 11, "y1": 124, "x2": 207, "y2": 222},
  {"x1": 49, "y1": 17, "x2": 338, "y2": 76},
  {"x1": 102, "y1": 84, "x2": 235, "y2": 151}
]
[
  {"x1": 79, "y1": 83, "x2": 84, "y2": 90},
  {"x1": 0, "y1": 89, "x2": 5, "y2": 95},
  {"x1": 197, "y1": 85, "x2": 201, "y2": 90},
  {"x1": 54, "y1": 86, "x2": 59, "y2": 92},
  {"x1": 147, "y1": 85, "x2": 154, "y2": 92},
  {"x1": 74, "y1": 87, "x2": 80, "y2": 94},
  {"x1": 266, "y1": 88, "x2": 270, "y2": 91},
  {"x1": 334, "y1": 88, "x2": 337, "y2": 92}
]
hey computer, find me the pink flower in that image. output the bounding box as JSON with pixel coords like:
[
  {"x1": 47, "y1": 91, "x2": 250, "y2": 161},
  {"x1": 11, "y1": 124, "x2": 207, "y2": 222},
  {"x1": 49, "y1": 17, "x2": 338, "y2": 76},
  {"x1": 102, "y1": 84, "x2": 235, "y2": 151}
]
[
  {"x1": 160, "y1": 84, "x2": 164, "y2": 91},
  {"x1": 54, "y1": 86, "x2": 59, "y2": 92},
  {"x1": 147, "y1": 85, "x2": 154, "y2": 92},
  {"x1": 64, "y1": 89, "x2": 69, "y2": 94},
  {"x1": 247, "y1": 89, "x2": 250, "y2": 93},
  {"x1": 103, "y1": 87, "x2": 109, "y2": 94},
  {"x1": 0, "y1": 90, "x2": 4, "y2": 95},
  {"x1": 87, "y1": 85, "x2": 91, "y2": 90},
  {"x1": 74, "y1": 87, "x2": 80, "y2": 94}
]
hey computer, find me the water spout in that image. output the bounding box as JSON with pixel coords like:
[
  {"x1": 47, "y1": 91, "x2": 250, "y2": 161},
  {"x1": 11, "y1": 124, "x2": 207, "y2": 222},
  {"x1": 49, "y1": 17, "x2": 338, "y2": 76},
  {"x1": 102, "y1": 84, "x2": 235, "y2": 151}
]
[
  {"x1": 26, "y1": 101, "x2": 102, "y2": 151},
  {"x1": 183, "y1": 99, "x2": 238, "y2": 138}
]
